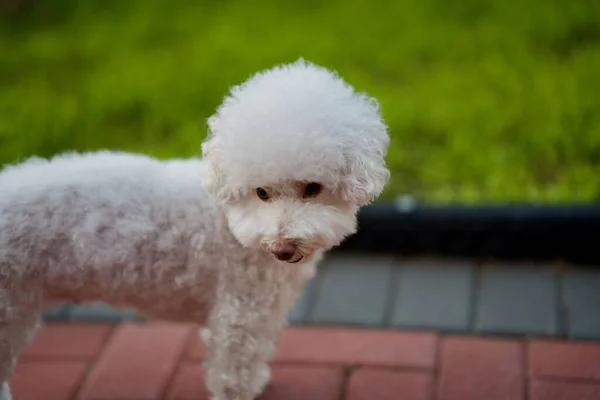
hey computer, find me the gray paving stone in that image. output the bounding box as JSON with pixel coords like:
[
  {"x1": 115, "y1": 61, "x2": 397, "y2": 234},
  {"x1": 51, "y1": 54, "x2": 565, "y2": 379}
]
[
  {"x1": 391, "y1": 259, "x2": 476, "y2": 332},
  {"x1": 288, "y1": 277, "x2": 317, "y2": 324},
  {"x1": 69, "y1": 302, "x2": 143, "y2": 322},
  {"x1": 475, "y1": 265, "x2": 560, "y2": 335},
  {"x1": 563, "y1": 269, "x2": 600, "y2": 339},
  {"x1": 42, "y1": 303, "x2": 72, "y2": 321},
  {"x1": 307, "y1": 255, "x2": 394, "y2": 326}
]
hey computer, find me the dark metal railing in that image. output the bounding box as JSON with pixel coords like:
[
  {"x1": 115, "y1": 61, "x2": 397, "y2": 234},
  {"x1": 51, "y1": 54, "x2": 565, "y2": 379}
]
[{"x1": 338, "y1": 202, "x2": 600, "y2": 266}]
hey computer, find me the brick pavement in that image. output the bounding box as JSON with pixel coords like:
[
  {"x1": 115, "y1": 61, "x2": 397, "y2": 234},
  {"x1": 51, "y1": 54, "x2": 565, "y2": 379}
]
[{"x1": 11, "y1": 322, "x2": 600, "y2": 400}]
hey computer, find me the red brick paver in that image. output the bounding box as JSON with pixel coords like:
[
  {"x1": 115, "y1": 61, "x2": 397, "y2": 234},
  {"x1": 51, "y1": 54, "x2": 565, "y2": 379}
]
[
  {"x1": 437, "y1": 336, "x2": 525, "y2": 400},
  {"x1": 530, "y1": 380, "x2": 600, "y2": 400},
  {"x1": 9, "y1": 322, "x2": 600, "y2": 400},
  {"x1": 186, "y1": 332, "x2": 205, "y2": 360},
  {"x1": 21, "y1": 323, "x2": 114, "y2": 359},
  {"x1": 78, "y1": 322, "x2": 193, "y2": 400},
  {"x1": 273, "y1": 327, "x2": 437, "y2": 368},
  {"x1": 347, "y1": 369, "x2": 433, "y2": 400},
  {"x1": 11, "y1": 362, "x2": 88, "y2": 400},
  {"x1": 528, "y1": 340, "x2": 600, "y2": 381}
]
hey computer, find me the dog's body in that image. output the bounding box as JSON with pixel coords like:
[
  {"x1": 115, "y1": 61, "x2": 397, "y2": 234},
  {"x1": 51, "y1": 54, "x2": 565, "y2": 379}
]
[
  {"x1": 0, "y1": 152, "x2": 224, "y2": 321},
  {"x1": 0, "y1": 60, "x2": 389, "y2": 400},
  {"x1": 0, "y1": 152, "x2": 312, "y2": 399}
]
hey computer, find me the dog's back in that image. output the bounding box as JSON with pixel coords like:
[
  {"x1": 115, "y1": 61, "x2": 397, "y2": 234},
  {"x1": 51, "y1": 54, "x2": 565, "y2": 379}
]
[{"x1": 0, "y1": 151, "x2": 230, "y2": 314}]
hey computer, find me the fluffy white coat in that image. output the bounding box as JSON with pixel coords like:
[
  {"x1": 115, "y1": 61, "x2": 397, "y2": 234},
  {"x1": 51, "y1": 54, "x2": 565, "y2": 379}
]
[{"x1": 0, "y1": 59, "x2": 390, "y2": 400}]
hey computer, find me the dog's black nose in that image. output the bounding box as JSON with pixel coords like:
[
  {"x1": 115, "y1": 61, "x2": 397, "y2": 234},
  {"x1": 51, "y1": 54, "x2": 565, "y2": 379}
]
[{"x1": 271, "y1": 242, "x2": 296, "y2": 261}]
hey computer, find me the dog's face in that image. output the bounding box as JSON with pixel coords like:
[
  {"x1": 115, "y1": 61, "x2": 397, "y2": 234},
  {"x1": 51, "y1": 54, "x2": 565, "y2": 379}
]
[
  {"x1": 201, "y1": 59, "x2": 390, "y2": 263},
  {"x1": 222, "y1": 180, "x2": 359, "y2": 263}
]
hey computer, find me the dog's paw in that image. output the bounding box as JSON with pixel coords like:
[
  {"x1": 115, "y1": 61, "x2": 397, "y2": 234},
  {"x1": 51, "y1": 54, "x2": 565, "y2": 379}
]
[
  {"x1": 251, "y1": 363, "x2": 271, "y2": 395},
  {"x1": 0, "y1": 382, "x2": 13, "y2": 400},
  {"x1": 200, "y1": 328, "x2": 212, "y2": 343},
  {"x1": 207, "y1": 365, "x2": 269, "y2": 400}
]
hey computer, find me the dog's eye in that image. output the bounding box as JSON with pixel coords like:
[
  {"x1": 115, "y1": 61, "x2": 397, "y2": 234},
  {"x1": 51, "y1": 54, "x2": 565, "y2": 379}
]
[
  {"x1": 256, "y1": 188, "x2": 270, "y2": 201},
  {"x1": 303, "y1": 182, "x2": 322, "y2": 198}
]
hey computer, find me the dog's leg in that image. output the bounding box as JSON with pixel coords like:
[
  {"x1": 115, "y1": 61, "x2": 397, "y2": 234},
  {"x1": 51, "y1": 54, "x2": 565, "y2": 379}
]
[
  {"x1": 0, "y1": 307, "x2": 41, "y2": 400},
  {"x1": 203, "y1": 269, "x2": 298, "y2": 400},
  {"x1": 204, "y1": 308, "x2": 280, "y2": 400},
  {"x1": 201, "y1": 325, "x2": 271, "y2": 396},
  {"x1": 0, "y1": 382, "x2": 12, "y2": 400},
  {"x1": 202, "y1": 325, "x2": 272, "y2": 398}
]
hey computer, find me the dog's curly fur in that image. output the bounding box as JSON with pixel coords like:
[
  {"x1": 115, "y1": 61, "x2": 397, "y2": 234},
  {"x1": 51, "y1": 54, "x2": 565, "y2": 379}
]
[{"x1": 0, "y1": 59, "x2": 389, "y2": 400}]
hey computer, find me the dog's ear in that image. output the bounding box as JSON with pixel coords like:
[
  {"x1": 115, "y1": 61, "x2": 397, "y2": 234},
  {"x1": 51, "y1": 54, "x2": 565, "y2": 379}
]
[
  {"x1": 338, "y1": 94, "x2": 391, "y2": 206},
  {"x1": 340, "y1": 149, "x2": 390, "y2": 207}
]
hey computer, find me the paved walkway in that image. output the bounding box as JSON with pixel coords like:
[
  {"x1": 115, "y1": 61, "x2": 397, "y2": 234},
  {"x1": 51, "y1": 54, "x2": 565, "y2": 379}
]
[{"x1": 12, "y1": 322, "x2": 600, "y2": 400}]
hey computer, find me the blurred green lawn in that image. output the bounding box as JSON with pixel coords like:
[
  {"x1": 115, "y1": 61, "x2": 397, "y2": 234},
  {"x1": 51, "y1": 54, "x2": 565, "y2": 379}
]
[{"x1": 1, "y1": 0, "x2": 599, "y2": 202}]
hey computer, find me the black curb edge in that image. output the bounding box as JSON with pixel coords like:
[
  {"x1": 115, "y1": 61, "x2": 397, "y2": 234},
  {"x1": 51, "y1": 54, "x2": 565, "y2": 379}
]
[{"x1": 336, "y1": 203, "x2": 600, "y2": 266}]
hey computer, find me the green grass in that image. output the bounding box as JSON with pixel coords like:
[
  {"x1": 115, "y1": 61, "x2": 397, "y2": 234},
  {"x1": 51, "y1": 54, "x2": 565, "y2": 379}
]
[{"x1": 1, "y1": 0, "x2": 599, "y2": 203}]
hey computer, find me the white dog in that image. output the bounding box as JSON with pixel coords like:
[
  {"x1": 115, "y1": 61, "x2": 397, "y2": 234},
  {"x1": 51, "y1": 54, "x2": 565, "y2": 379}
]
[{"x1": 0, "y1": 59, "x2": 390, "y2": 400}]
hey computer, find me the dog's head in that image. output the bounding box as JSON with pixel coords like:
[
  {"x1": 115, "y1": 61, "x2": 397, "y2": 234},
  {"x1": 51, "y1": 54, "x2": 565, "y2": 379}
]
[{"x1": 201, "y1": 59, "x2": 390, "y2": 263}]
